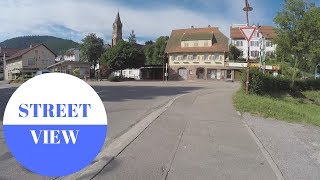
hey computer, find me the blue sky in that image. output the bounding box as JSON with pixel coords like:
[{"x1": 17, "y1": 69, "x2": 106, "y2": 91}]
[{"x1": 0, "y1": 0, "x2": 319, "y2": 44}]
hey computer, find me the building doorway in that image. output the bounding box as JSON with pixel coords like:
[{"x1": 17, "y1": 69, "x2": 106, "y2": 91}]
[
  {"x1": 196, "y1": 68, "x2": 205, "y2": 79},
  {"x1": 207, "y1": 69, "x2": 217, "y2": 80},
  {"x1": 178, "y1": 68, "x2": 188, "y2": 80}
]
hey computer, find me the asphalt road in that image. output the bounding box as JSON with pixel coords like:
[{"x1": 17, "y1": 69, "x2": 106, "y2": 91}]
[{"x1": 0, "y1": 81, "x2": 206, "y2": 180}]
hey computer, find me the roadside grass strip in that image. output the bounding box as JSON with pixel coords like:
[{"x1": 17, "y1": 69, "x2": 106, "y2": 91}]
[{"x1": 233, "y1": 90, "x2": 320, "y2": 126}]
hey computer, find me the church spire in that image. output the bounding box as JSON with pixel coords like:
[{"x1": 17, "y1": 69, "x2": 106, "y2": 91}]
[
  {"x1": 114, "y1": 11, "x2": 122, "y2": 24},
  {"x1": 112, "y1": 11, "x2": 123, "y2": 47}
]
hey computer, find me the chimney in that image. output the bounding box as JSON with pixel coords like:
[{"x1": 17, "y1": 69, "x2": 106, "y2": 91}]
[
  {"x1": 30, "y1": 44, "x2": 33, "y2": 48},
  {"x1": 191, "y1": 25, "x2": 194, "y2": 28}
]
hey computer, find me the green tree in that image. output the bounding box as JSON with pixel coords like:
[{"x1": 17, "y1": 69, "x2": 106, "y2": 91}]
[
  {"x1": 100, "y1": 40, "x2": 145, "y2": 71},
  {"x1": 145, "y1": 40, "x2": 154, "y2": 45},
  {"x1": 300, "y1": 7, "x2": 320, "y2": 72},
  {"x1": 274, "y1": 0, "x2": 315, "y2": 85},
  {"x1": 128, "y1": 30, "x2": 137, "y2": 44},
  {"x1": 80, "y1": 33, "x2": 104, "y2": 76},
  {"x1": 228, "y1": 45, "x2": 242, "y2": 60},
  {"x1": 144, "y1": 36, "x2": 169, "y2": 65}
]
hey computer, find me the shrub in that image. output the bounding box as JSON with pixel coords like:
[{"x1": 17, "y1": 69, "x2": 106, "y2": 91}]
[
  {"x1": 72, "y1": 68, "x2": 80, "y2": 77},
  {"x1": 108, "y1": 75, "x2": 123, "y2": 82},
  {"x1": 241, "y1": 68, "x2": 320, "y2": 95}
]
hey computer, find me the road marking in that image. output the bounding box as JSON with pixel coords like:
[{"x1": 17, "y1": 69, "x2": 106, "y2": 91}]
[
  {"x1": 243, "y1": 118, "x2": 285, "y2": 180},
  {"x1": 61, "y1": 93, "x2": 187, "y2": 180}
]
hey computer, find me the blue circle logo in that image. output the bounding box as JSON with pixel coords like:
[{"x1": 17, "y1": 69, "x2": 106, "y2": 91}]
[{"x1": 3, "y1": 73, "x2": 108, "y2": 176}]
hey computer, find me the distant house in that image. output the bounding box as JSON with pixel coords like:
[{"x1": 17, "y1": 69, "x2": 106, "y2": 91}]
[
  {"x1": 165, "y1": 26, "x2": 229, "y2": 80},
  {"x1": 55, "y1": 55, "x2": 64, "y2": 62},
  {"x1": 4, "y1": 44, "x2": 56, "y2": 80},
  {"x1": 47, "y1": 61, "x2": 90, "y2": 79},
  {"x1": 63, "y1": 48, "x2": 80, "y2": 61},
  {"x1": 0, "y1": 47, "x2": 20, "y2": 80},
  {"x1": 230, "y1": 24, "x2": 277, "y2": 59}
]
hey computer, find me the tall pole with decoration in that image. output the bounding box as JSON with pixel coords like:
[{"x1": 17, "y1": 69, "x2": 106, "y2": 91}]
[{"x1": 243, "y1": 0, "x2": 253, "y2": 95}]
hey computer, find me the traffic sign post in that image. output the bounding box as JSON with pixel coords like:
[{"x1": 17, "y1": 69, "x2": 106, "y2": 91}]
[
  {"x1": 239, "y1": 27, "x2": 256, "y2": 42},
  {"x1": 239, "y1": 26, "x2": 256, "y2": 95},
  {"x1": 242, "y1": 0, "x2": 254, "y2": 95}
]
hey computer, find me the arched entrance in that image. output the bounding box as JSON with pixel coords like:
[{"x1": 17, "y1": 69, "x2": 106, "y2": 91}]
[
  {"x1": 178, "y1": 68, "x2": 188, "y2": 80},
  {"x1": 196, "y1": 68, "x2": 205, "y2": 79}
]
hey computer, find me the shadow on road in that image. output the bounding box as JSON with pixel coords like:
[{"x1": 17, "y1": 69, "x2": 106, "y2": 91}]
[
  {"x1": 92, "y1": 85, "x2": 202, "y2": 102},
  {"x1": 0, "y1": 85, "x2": 202, "y2": 120}
]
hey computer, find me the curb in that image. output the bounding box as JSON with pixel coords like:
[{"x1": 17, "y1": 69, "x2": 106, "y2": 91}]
[
  {"x1": 241, "y1": 113, "x2": 285, "y2": 180},
  {"x1": 60, "y1": 93, "x2": 187, "y2": 180}
]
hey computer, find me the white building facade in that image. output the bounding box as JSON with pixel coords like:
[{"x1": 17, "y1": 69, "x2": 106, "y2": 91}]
[
  {"x1": 63, "y1": 48, "x2": 80, "y2": 61},
  {"x1": 230, "y1": 24, "x2": 277, "y2": 60}
]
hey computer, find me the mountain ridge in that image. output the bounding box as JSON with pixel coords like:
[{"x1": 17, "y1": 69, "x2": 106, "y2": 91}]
[{"x1": 0, "y1": 35, "x2": 80, "y2": 55}]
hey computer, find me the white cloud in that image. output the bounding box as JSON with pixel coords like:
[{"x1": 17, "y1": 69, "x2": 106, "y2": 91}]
[{"x1": 0, "y1": 0, "x2": 267, "y2": 42}]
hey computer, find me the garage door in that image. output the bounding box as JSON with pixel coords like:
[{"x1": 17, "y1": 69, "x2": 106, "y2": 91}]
[{"x1": 178, "y1": 68, "x2": 188, "y2": 80}]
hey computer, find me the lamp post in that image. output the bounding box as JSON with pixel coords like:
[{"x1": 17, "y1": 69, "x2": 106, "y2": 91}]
[
  {"x1": 162, "y1": 53, "x2": 168, "y2": 83},
  {"x1": 243, "y1": 0, "x2": 253, "y2": 95}
]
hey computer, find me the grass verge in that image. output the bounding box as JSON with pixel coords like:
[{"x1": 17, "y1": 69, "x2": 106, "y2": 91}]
[{"x1": 233, "y1": 89, "x2": 320, "y2": 126}]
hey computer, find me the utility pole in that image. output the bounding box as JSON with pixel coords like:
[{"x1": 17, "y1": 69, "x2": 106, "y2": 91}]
[{"x1": 243, "y1": 0, "x2": 253, "y2": 95}]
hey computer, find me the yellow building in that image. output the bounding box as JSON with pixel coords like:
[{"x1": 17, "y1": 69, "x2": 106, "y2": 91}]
[{"x1": 165, "y1": 26, "x2": 229, "y2": 80}]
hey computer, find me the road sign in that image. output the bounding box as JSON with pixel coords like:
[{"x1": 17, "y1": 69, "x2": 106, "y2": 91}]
[{"x1": 239, "y1": 27, "x2": 256, "y2": 42}]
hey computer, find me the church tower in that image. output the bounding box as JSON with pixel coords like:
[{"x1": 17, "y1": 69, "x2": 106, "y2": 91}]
[{"x1": 112, "y1": 12, "x2": 123, "y2": 47}]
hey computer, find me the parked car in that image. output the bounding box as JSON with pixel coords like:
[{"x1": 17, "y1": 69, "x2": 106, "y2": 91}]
[{"x1": 36, "y1": 69, "x2": 51, "y2": 76}]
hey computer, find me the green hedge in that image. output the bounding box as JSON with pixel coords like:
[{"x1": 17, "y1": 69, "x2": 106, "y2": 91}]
[
  {"x1": 242, "y1": 69, "x2": 320, "y2": 95},
  {"x1": 108, "y1": 75, "x2": 123, "y2": 82}
]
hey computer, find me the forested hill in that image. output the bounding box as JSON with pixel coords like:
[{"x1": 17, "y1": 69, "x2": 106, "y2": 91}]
[{"x1": 0, "y1": 36, "x2": 80, "y2": 55}]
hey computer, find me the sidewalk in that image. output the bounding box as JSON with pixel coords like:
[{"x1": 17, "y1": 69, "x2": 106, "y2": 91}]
[{"x1": 93, "y1": 88, "x2": 278, "y2": 180}]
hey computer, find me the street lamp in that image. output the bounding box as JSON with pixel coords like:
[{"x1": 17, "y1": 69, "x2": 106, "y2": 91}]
[
  {"x1": 162, "y1": 53, "x2": 168, "y2": 83},
  {"x1": 243, "y1": 0, "x2": 253, "y2": 95}
]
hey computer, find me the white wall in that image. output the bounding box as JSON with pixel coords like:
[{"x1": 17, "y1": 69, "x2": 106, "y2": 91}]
[
  {"x1": 112, "y1": 69, "x2": 141, "y2": 80},
  {"x1": 231, "y1": 30, "x2": 277, "y2": 59},
  {"x1": 64, "y1": 49, "x2": 80, "y2": 61}
]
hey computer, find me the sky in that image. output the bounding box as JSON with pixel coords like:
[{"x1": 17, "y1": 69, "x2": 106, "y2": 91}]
[{"x1": 0, "y1": 0, "x2": 319, "y2": 44}]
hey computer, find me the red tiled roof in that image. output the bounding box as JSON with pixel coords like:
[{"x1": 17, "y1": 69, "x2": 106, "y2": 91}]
[
  {"x1": 165, "y1": 27, "x2": 229, "y2": 53},
  {"x1": 230, "y1": 26, "x2": 277, "y2": 39},
  {"x1": 6, "y1": 44, "x2": 56, "y2": 61}
]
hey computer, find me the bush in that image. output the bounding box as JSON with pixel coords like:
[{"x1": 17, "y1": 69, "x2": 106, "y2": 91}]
[
  {"x1": 241, "y1": 68, "x2": 320, "y2": 95},
  {"x1": 108, "y1": 75, "x2": 123, "y2": 82},
  {"x1": 72, "y1": 68, "x2": 80, "y2": 77}
]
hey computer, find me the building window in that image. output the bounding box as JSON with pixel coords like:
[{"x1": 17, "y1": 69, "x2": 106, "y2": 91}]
[
  {"x1": 193, "y1": 54, "x2": 197, "y2": 60},
  {"x1": 250, "y1": 51, "x2": 259, "y2": 57},
  {"x1": 210, "y1": 55, "x2": 215, "y2": 60},
  {"x1": 266, "y1": 51, "x2": 275, "y2": 57},
  {"x1": 183, "y1": 55, "x2": 187, "y2": 60},
  {"x1": 236, "y1": 41, "x2": 243, "y2": 46},
  {"x1": 194, "y1": 42, "x2": 198, "y2": 47},
  {"x1": 204, "y1": 54, "x2": 209, "y2": 60},
  {"x1": 184, "y1": 42, "x2": 189, "y2": 47},
  {"x1": 172, "y1": 56, "x2": 176, "y2": 61},
  {"x1": 28, "y1": 59, "x2": 35, "y2": 65},
  {"x1": 266, "y1": 41, "x2": 273, "y2": 47},
  {"x1": 250, "y1": 41, "x2": 259, "y2": 47},
  {"x1": 177, "y1": 56, "x2": 182, "y2": 60}
]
